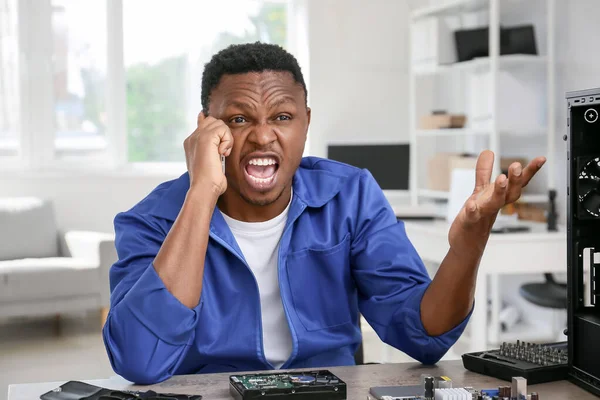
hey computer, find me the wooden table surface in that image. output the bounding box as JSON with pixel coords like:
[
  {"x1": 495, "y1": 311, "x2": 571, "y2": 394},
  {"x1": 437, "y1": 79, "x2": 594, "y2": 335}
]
[{"x1": 8, "y1": 361, "x2": 597, "y2": 400}]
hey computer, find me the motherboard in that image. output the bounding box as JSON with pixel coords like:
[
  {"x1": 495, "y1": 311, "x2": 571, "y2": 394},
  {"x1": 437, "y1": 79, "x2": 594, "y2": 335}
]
[{"x1": 369, "y1": 374, "x2": 539, "y2": 400}]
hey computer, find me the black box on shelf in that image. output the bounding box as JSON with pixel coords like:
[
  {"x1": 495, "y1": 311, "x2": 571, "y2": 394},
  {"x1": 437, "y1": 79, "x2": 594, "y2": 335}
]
[{"x1": 454, "y1": 24, "x2": 537, "y2": 62}]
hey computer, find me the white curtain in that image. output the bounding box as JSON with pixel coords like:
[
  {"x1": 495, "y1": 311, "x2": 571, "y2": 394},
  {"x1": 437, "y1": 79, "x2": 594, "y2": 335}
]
[{"x1": 0, "y1": 0, "x2": 19, "y2": 148}]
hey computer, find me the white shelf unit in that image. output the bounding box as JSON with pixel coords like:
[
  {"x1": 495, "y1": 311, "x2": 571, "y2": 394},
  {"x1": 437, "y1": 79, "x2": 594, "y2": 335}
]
[
  {"x1": 408, "y1": 0, "x2": 556, "y2": 207},
  {"x1": 413, "y1": 54, "x2": 547, "y2": 76},
  {"x1": 417, "y1": 188, "x2": 451, "y2": 200},
  {"x1": 411, "y1": 0, "x2": 488, "y2": 20},
  {"x1": 418, "y1": 188, "x2": 548, "y2": 204},
  {"x1": 407, "y1": 0, "x2": 557, "y2": 351},
  {"x1": 415, "y1": 128, "x2": 491, "y2": 137}
]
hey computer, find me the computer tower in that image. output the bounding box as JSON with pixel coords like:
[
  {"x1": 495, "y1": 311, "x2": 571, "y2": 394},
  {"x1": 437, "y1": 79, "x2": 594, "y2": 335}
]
[{"x1": 566, "y1": 87, "x2": 600, "y2": 396}]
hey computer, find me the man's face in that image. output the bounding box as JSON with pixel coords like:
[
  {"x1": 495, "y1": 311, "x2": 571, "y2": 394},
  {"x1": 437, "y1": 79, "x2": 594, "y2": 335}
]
[{"x1": 208, "y1": 71, "x2": 310, "y2": 206}]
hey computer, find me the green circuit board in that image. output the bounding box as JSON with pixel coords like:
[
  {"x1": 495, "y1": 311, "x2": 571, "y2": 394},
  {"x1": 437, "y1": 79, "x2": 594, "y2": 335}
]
[
  {"x1": 229, "y1": 370, "x2": 347, "y2": 400},
  {"x1": 232, "y1": 374, "x2": 296, "y2": 390}
]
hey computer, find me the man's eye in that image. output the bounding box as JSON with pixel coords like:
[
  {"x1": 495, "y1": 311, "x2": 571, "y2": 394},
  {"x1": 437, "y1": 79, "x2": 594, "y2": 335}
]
[
  {"x1": 276, "y1": 115, "x2": 291, "y2": 121},
  {"x1": 231, "y1": 116, "x2": 246, "y2": 124}
]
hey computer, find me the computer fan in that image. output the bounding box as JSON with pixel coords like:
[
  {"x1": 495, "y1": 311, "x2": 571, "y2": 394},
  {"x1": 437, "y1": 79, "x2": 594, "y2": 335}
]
[{"x1": 578, "y1": 157, "x2": 600, "y2": 218}]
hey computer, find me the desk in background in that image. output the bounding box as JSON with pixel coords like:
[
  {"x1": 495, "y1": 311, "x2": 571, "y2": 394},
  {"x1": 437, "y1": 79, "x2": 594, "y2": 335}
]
[
  {"x1": 8, "y1": 361, "x2": 595, "y2": 400},
  {"x1": 403, "y1": 220, "x2": 566, "y2": 354}
]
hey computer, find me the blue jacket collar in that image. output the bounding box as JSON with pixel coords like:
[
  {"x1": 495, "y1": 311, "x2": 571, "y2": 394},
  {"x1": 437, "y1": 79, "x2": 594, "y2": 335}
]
[{"x1": 148, "y1": 158, "x2": 346, "y2": 222}]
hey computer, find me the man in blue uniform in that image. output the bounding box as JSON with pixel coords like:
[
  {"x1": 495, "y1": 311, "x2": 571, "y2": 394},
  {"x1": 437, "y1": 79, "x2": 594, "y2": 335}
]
[{"x1": 102, "y1": 42, "x2": 546, "y2": 384}]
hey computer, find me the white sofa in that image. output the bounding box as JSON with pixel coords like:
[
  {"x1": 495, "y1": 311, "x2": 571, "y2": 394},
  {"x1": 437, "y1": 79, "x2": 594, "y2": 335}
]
[{"x1": 0, "y1": 197, "x2": 116, "y2": 321}]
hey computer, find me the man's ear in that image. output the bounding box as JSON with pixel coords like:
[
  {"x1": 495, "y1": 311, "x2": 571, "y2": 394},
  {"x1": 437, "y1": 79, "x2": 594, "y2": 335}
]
[{"x1": 304, "y1": 107, "x2": 311, "y2": 144}]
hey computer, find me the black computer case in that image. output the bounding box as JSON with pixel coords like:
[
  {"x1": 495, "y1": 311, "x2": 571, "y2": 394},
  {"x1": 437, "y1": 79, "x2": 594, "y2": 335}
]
[{"x1": 566, "y1": 87, "x2": 600, "y2": 396}]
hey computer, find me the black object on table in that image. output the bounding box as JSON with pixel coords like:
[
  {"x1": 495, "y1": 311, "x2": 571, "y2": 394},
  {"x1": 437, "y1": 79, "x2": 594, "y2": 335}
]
[
  {"x1": 40, "y1": 381, "x2": 202, "y2": 400},
  {"x1": 454, "y1": 24, "x2": 537, "y2": 62},
  {"x1": 229, "y1": 370, "x2": 346, "y2": 400},
  {"x1": 462, "y1": 341, "x2": 568, "y2": 384}
]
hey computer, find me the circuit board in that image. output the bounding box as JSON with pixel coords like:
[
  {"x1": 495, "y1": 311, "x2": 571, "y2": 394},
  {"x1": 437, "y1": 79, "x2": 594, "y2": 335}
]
[
  {"x1": 229, "y1": 370, "x2": 346, "y2": 400},
  {"x1": 369, "y1": 374, "x2": 540, "y2": 400}
]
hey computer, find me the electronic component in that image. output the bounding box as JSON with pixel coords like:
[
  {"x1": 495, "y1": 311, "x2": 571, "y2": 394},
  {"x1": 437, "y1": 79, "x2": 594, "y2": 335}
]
[
  {"x1": 499, "y1": 385, "x2": 511, "y2": 398},
  {"x1": 419, "y1": 375, "x2": 453, "y2": 389},
  {"x1": 372, "y1": 376, "x2": 454, "y2": 400},
  {"x1": 380, "y1": 397, "x2": 421, "y2": 400},
  {"x1": 370, "y1": 385, "x2": 421, "y2": 400},
  {"x1": 373, "y1": 386, "x2": 537, "y2": 400},
  {"x1": 462, "y1": 340, "x2": 568, "y2": 383},
  {"x1": 576, "y1": 157, "x2": 600, "y2": 218},
  {"x1": 433, "y1": 388, "x2": 471, "y2": 400},
  {"x1": 370, "y1": 379, "x2": 541, "y2": 400},
  {"x1": 228, "y1": 370, "x2": 346, "y2": 400},
  {"x1": 481, "y1": 388, "x2": 499, "y2": 397},
  {"x1": 435, "y1": 376, "x2": 452, "y2": 389},
  {"x1": 466, "y1": 389, "x2": 481, "y2": 400},
  {"x1": 512, "y1": 376, "x2": 527, "y2": 399},
  {"x1": 423, "y1": 376, "x2": 434, "y2": 400}
]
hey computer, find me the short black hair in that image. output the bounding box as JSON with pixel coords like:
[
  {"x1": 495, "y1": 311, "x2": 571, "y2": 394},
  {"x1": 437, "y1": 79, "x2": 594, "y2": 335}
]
[{"x1": 201, "y1": 42, "x2": 307, "y2": 113}]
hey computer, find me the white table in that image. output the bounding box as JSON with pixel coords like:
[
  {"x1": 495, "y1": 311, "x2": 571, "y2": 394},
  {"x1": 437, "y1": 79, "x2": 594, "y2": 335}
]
[{"x1": 403, "y1": 219, "x2": 567, "y2": 353}]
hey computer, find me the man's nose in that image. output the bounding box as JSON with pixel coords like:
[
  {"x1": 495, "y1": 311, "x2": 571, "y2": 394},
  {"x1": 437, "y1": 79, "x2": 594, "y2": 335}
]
[{"x1": 247, "y1": 122, "x2": 277, "y2": 147}]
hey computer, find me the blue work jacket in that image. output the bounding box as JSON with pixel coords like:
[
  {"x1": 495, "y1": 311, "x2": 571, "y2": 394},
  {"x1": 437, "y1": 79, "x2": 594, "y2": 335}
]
[{"x1": 102, "y1": 157, "x2": 470, "y2": 384}]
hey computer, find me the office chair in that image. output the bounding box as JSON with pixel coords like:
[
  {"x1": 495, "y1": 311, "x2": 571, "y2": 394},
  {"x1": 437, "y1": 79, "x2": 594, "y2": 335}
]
[
  {"x1": 519, "y1": 273, "x2": 567, "y2": 309},
  {"x1": 519, "y1": 273, "x2": 567, "y2": 340},
  {"x1": 354, "y1": 341, "x2": 365, "y2": 365},
  {"x1": 354, "y1": 316, "x2": 381, "y2": 365},
  {"x1": 354, "y1": 317, "x2": 365, "y2": 365}
]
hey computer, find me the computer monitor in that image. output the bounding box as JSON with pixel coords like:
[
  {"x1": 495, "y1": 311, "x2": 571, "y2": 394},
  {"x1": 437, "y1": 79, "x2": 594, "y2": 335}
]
[{"x1": 326, "y1": 143, "x2": 410, "y2": 202}]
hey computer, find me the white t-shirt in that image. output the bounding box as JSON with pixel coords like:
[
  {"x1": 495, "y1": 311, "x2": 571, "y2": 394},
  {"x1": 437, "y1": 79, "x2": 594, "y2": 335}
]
[{"x1": 220, "y1": 198, "x2": 293, "y2": 369}]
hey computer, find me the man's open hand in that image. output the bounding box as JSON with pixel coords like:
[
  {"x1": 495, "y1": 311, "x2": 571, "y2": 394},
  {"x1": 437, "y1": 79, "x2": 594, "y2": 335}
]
[{"x1": 448, "y1": 150, "x2": 546, "y2": 253}]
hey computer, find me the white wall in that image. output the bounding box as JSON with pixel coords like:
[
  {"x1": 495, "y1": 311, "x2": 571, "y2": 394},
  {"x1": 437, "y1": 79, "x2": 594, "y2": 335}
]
[{"x1": 306, "y1": 0, "x2": 411, "y2": 158}]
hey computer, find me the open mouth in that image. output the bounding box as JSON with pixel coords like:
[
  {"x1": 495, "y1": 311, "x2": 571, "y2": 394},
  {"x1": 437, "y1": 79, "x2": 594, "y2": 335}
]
[{"x1": 243, "y1": 156, "x2": 280, "y2": 191}]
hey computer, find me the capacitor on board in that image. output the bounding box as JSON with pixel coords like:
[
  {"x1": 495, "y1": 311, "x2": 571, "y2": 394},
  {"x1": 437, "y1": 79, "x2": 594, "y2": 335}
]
[{"x1": 423, "y1": 376, "x2": 434, "y2": 400}]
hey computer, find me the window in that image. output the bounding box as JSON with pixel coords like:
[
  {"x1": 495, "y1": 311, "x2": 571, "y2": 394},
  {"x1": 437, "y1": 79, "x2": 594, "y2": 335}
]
[
  {"x1": 2, "y1": 0, "x2": 302, "y2": 170},
  {"x1": 124, "y1": 0, "x2": 288, "y2": 163},
  {"x1": 0, "y1": 0, "x2": 19, "y2": 158},
  {"x1": 51, "y1": 0, "x2": 108, "y2": 159}
]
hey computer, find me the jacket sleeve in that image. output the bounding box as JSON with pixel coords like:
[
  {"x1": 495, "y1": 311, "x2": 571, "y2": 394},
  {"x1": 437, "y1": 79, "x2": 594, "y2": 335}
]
[
  {"x1": 102, "y1": 211, "x2": 201, "y2": 384},
  {"x1": 350, "y1": 170, "x2": 472, "y2": 364}
]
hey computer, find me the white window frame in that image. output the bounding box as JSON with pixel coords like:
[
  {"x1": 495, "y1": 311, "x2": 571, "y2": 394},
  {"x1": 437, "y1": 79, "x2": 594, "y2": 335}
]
[
  {"x1": 6, "y1": 0, "x2": 114, "y2": 172},
  {"x1": 286, "y1": 0, "x2": 311, "y2": 157},
  {"x1": 5, "y1": 0, "x2": 55, "y2": 170},
  {"x1": 1, "y1": 0, "x2": 308, "y2": 177},
  {"x1": 0, "y1": 0, "x2": 22, "y2": 165}
]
